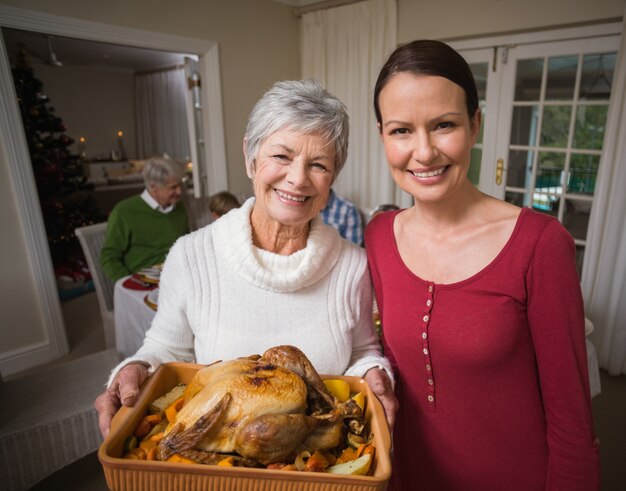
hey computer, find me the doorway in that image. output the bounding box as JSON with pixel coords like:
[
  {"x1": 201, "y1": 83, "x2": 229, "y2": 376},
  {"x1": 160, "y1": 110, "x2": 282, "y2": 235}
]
[
  {"x1": 0, "y1": 4, "x2": 226, "y2": 371},
  {"x1": 3, "y1": 26, "x2": 198, "y2": 302}
]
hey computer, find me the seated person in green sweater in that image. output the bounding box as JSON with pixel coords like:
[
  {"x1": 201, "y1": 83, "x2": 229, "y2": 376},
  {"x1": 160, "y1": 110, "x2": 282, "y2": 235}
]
[{"x1": 100, "y1": 156, "x2": 189, "y2": 282}]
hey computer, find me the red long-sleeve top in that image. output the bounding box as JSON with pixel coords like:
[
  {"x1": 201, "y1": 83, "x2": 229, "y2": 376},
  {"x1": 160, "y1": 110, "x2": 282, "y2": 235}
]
[{"x1": 365, "y1": 207, "x2": 600, "y2": 490}]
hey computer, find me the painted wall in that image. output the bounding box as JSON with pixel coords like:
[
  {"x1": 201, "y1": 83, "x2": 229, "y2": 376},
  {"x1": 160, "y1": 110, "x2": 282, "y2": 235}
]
[
  {"x1": 31, "y1": 62, "x2": 136, "y2": 161},
  {"x1": 397, "y1": 0, "x2": 624, "y2": 43},
  {"x1": 0, "y1": 140, "x2": 48, "y2": 351}
]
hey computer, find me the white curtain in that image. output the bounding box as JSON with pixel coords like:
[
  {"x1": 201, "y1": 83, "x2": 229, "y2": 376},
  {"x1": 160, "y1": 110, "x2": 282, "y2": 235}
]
[
  {"x1": 301, "y1": 0, "x2": 409, "y2": 214},
  {"x1": 135, "y1": 67, "x2": 190, "y2": 161},
  {"x1": 581, "y1": 8, "x2": 626, "y2": 376}
]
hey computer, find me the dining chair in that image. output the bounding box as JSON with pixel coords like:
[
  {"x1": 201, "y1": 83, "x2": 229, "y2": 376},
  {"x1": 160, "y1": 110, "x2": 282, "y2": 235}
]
[
  {"x1": 181, "y1": 194, "x2": 214, "y2": 231},
  {"x1": 75, "y1": 222, "x2": 116, "y2": 349}
]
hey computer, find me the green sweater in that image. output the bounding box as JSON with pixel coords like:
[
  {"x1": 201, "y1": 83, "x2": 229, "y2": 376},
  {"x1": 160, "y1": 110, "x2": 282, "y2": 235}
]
[{"x1": 100, "y1": 195, "x2": 188, "y2": 281}]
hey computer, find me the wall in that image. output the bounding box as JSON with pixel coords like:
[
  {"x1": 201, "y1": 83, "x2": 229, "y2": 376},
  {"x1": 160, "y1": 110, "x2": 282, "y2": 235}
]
[
  {"x1": 0, "y1": 0, "x2": 300, "y2": 374},
  {"x1": 0, "y1": 140, "x2": 48, "y2": 351},
  {"x1": 397, "y1": 0, "x2": 623, "y2": 43},
  {"x1": 31, "y1": 62, "x2": 136, "y2": 161}
]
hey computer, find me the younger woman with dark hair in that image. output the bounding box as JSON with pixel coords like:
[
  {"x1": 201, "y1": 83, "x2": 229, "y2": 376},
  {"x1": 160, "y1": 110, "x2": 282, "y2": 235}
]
[{"x1": 366, "y1": 40, "x2": 599, "y2": 490}]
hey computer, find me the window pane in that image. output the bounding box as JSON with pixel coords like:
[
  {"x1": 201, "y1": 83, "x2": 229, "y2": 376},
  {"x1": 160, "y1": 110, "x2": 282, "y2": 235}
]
[
  {"x1": 507, "y1": 149, "x2": 533, "y2": 188},
  {"x1": 563, "y1": 199, "x2": 592, "y2": 241},
  {"x1": 468, "y1": 63, "x2": 487, "y2": 188},
  {"x1": 540, "y1": 105, "x2": 572, "y2": 147},
  {"x1": 573, "y1": 105, "x2": 608, "y2": 150},
  {"x1": 476, "y1": 100, "x2": 486, "y2": 144},
  {"x1": 510, "y1": 106, "x2": 539, "y2": 145},
  {"x1": 579, "y1": 52, "x2": 616, "y2": 100},
  {"x1": 536, "y1": 151, "x2": 565, "y2": 193},
  {"x1": 568, "y1": 154, "x2": 600, "y2": 195},
  {"x1": 468, "y1": 148, "x2": 482, "y2": 186},
  {"x1": 505, "y1": 190, "x2": 528, "y2": 207},
  {"x1": 575, "y1": 245, "x2": 585, "y2": 278},
  {"x1": 470, "y1": 62, "x2": 488, "y2": 101},
  {"x1": 515, "y1": 58, "x2": 543, "y2": 101},
  {"x1": 546, "y1": 55, "x2": 577, "y2": 100},
  {"x1": 532, "y1": 194, "x2": 559, "y2": 215}
]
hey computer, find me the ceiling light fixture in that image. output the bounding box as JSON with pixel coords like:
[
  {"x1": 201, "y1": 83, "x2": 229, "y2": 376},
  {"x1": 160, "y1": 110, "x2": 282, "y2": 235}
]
[{"x1": 46, "y1": 35, "x2": 63, "y2": 67}]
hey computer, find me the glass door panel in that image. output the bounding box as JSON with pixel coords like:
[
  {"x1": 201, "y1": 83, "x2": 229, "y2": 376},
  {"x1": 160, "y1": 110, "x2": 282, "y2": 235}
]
[
  {"x1": 510, "y1": 105, "x2": 539, "y2": 145},
  {"x1": 459, "y1": 47, "x2": 502, "y2": 194},
  {"x1": 568, "y1": 153, "x2": 600, "y2": 195},
  {"x1": 563, "y1": 199, "x2": 593, "y2": 241},
  {"x1": 573, "y1": 105, "x2": 609, "y2": 149},
  {"x1": 457, "y1": 33, "x2": 619, "y2": 274},
  {"x1": 507, "y1": 149, "x2": 534, "y2": 189},
  {"x1": 540, "y1": 105, "x2": 572, "y2": 147},
  {"x1": 545, "y1": 56, "x2": 578, "y2": 100},
  {"x1": 467, "y1": 61, "x2": 488, "y2": 186},
  {"x1": 579, "y1": 53, "x2": 617, "y2": 99},
  {"x1": 515, "y1": 58, "x2": 543, "y2": 100},
  {"x1": 497, "y1": 37, "x2": 618, "y2": 273}
]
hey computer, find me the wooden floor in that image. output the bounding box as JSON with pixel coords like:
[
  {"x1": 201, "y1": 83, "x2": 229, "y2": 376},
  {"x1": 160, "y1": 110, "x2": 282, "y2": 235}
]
[{"x1": 27, "y1": 292, "x2": 626, "y2": 490}]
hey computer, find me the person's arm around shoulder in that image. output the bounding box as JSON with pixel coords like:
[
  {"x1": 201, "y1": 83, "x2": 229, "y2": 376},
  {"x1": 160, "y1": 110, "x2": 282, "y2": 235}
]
[
  {"x1": 527, "y1": 219, "x2": 600, "y2": 489},
  {"x1": 100, "y1": 205, "x2": 132, "y2": 281}
]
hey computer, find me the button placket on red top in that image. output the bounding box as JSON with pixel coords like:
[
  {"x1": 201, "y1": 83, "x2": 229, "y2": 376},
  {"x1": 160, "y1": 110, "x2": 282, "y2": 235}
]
[{"x1": 422, "y1": 282, "x2": 435, "y2": 410}]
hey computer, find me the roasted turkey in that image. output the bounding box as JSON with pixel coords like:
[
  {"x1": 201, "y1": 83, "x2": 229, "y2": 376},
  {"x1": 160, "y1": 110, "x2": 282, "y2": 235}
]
[{"x1": 159, "y1": 345, "x2": 362, "y2": 465}]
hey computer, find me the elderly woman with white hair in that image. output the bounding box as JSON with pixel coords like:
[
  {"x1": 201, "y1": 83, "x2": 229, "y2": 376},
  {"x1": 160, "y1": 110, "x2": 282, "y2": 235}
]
[
  {"x1": 100, "y1": 155, "x2": 189, "y2": 282},
  {"x1": 95, "y1": 79, "x2": 398, "y2": 437}
]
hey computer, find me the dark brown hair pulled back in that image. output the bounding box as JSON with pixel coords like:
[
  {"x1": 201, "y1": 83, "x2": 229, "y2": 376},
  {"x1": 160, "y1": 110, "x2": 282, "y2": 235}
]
[{"x1": 374, "y1": 40, "x2": 479, "y2": 126}]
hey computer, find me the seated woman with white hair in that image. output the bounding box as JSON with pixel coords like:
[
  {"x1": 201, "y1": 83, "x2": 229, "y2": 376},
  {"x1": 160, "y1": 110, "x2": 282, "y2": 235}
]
[{"x1": 95, "y1": 79, "x2": 398, "y2": 438}]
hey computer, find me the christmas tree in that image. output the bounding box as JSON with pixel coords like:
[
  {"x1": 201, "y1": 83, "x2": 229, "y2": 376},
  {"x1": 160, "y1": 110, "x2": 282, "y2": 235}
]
[{"x1": 11, "y1": 46, "x2": 103, "y2": 295}]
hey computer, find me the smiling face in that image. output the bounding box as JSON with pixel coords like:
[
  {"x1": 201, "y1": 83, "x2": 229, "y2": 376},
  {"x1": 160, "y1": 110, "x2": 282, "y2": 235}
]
[
  {"x1": 378, "y1": 73, "x2": 480, "y2": 204},
  {"x1": 149, "y1": 176, "x2": 184, "y2": 208},
  {"x1": 247, "y1": 128, "x2": 335, "y2": 229}
]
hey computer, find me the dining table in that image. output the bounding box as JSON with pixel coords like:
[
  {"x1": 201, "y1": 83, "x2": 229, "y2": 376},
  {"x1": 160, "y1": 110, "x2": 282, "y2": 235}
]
[{"x1": 113, "y1": 274, "x2": 158, "y2": 358}]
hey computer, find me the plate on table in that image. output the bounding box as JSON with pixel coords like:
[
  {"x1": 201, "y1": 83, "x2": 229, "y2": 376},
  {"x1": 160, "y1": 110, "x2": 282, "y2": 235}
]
[
  {"x1": 123, "y1": 275, "x2": 157, "y2": 291},
  {"x1": 136, "y1": 264, "x2": 163, "y2": 285},
  {"x1": 144, "y1": 288, "x2": 159, "y2": 311}
]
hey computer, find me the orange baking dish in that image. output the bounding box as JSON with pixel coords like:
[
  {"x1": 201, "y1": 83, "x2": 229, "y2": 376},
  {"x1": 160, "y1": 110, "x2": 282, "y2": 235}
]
[{"x1": 98, "y1": 362, "x2": 392, "y2": 491}]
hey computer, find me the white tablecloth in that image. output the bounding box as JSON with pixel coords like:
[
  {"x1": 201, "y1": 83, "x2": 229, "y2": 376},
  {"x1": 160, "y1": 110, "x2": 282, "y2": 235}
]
[{"x1": 114, "y1": 276, "x2": 157, "y2": 358}]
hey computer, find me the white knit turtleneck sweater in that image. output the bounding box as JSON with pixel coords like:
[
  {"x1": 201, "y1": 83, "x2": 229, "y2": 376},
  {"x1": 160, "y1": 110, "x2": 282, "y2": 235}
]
[{"x1": 109, "y1": 198, "x2": 391, "y2": 384}]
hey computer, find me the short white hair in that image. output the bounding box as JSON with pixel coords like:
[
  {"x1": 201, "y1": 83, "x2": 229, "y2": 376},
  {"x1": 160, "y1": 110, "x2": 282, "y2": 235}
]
[
  {"x1": 142, "y1": 155, "x2": 186, "y2": 187},
  {"x1": 244, "y1": 79, "x2": 349, "y2": 178}
]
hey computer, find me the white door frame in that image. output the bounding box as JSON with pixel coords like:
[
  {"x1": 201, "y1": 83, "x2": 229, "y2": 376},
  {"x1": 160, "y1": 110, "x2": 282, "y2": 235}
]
[{"x1": 0, "y1": 5, "x2": 227, "y2": 373}]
